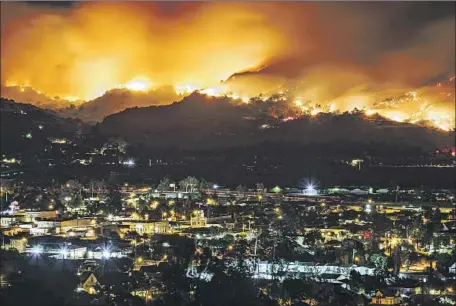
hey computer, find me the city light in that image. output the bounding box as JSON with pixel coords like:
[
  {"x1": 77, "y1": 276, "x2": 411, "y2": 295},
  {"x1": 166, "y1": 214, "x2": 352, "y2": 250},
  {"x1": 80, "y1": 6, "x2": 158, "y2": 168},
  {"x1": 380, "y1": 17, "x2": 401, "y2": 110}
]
[
  {"x1": 150, "y1": 201, "x2": 159, "y2": 209},
  {"x1": 101, "y1": 244, "x2": 112, "y2": 259},
  {"x1": 303, "y1": 182, "x2": 318, "y2": 196},
  {"x1": 60, "y1": 245, "x2": 69, "y2": 258},
  {"x1": 124, "y1": 159, "x2": 135, "y2": 167},
  {"x1": 206, "y1": 198, "x2": 216, "y2": 205},
  {"x1": 212, "y1": 184, "x2": 219, "y2": 189},
  {"x1": 31, "y1": 245, "x2": 43, "y2": 255}
]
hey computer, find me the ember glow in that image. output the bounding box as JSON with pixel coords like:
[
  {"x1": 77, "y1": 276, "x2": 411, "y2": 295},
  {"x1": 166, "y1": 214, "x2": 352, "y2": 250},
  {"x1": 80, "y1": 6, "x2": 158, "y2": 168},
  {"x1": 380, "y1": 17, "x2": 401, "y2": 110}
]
[
  {"x1": 116, "y1": 77, "x2": 153, "y2": 92},
  {"x1": 1, "y1": 2, "x2": 454, "y2": 130}
]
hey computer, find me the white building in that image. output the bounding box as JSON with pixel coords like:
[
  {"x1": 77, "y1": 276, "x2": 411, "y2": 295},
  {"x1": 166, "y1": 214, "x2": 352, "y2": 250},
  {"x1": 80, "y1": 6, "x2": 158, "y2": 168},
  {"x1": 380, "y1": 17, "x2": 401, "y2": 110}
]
[
  {"x1": 187, "y1": 259, "x2": 375, "y2": 282},
  {"x1": 450, "y1": 262, "x2": 456, "y2": 275},
  {"x1": 252, "y1": 261, "x2": 375, "y2": 279},
  {"x1": 0, "y1": 215, "x2": 17, "y2": 228}
]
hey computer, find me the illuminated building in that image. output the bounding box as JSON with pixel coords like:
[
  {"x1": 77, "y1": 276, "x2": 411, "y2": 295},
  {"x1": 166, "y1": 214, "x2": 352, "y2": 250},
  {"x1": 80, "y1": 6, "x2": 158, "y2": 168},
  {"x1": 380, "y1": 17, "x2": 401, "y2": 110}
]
[
  {"x1": 190, "y1": 210, "x2": 207, "y2": 228},
  {"x1": 121, "y1": 220, "x2": 172, "y2": 235},
  {"x1": 78, "y1": 272, "x2": 99, "y2": 295},
  {"x1": 371, "y1": 291, "x2": 403, "y2": 305}
]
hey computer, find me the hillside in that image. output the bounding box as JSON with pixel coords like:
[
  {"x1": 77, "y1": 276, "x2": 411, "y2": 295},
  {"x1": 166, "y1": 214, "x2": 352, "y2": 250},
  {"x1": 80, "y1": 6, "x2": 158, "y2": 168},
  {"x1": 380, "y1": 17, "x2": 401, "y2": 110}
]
[
  {"x1": 1, "y1": 98, "x2": 84, "y2": 154},
  {"x1": 96, "y1": 93, "x2": 455, "y2": 150},
  {"x1": 2, "y1": 95, "x2": 454, "y2": 153},
  {"x1": 57, "y1": 86, "x2": 180, "y2": 124}
]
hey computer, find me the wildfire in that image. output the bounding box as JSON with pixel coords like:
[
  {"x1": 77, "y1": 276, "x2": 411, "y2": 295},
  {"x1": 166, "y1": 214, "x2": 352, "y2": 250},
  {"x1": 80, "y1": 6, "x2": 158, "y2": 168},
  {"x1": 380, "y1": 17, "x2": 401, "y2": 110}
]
[
  {"x1": 4, "y1": 76, "x2": 455, "y2": 131},
  {"x1": 383, "y1": 111, "x2": 408, "y2": 123},
  {"x1": 175, "y1": 84, "x2": 200, "y2": 96},
  {"x1": 364, "y1": 110, "x2": 377, "y2": 117},
  {"x1": 0, "y1": 2, "x2": 454, "y2": 131},
  {"x1": 116, "y1": 77, "x2": 153, "y2": 92}
]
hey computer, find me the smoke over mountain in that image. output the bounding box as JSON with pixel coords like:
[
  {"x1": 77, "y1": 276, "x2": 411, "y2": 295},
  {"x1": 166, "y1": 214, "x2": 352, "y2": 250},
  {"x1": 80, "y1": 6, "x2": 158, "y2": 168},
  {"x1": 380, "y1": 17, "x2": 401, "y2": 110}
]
[{"x1": 1, "y1": 2, "x2": 454, "y2": 128}]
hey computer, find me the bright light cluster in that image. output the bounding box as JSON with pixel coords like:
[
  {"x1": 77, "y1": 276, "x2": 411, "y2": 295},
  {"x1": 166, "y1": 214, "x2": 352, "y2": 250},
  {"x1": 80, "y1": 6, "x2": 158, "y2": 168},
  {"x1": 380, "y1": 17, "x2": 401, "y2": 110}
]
[{"x1": 116, "y1": 77, "x2": 152, "y2": 92}]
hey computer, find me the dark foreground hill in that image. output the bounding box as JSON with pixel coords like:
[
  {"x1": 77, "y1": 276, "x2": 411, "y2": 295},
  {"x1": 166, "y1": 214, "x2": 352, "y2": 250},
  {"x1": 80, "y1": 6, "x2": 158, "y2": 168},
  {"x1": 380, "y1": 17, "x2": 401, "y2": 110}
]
[
  {"x1": 96, "y1": 93, "x2": 454, "y2": 150},
  {"x1": 1, "y1": 98, "x2": 454, "y2": 188},
  {"x1": 1, "y1": 98, "x2": 84, "y2": 154}
]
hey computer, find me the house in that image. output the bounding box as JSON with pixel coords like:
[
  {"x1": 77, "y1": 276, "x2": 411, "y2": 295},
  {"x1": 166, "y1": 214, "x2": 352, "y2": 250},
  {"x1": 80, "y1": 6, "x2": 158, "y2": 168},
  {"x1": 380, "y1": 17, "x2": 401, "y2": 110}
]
[
  {"x1": 449, "y1": 262, "x2": 456, "y2": 275},
  {"x1": 33, "y1": 217, "x2": 95, "y2": 235},
  {"x1": 9, "y1": 236, "x2": 28, "y2": 252},
  {"x1": 0, "y1": 216, "x2": 17, "y2": 228},
  {"x1": 190, "y1": 210, "x2": 207, "y2": 228},
  {"x1": 121, "y1": 220, "x2": 172, "y2": 235},
  {"x1": 140, "y1": 263, "x2": 169, "y2": 280},
  {"x1": 376, "y1": 189, "x2": 389, "y2": 194},
  {"x1": 78, "y1": 272, "x2": 100, "y2": 295},
  {"x1": 22, "y1": 210, "x2": 58, "y2": 222},
  {"x1": 86, "y1": 245, "x2": 126, "y2": 259},
  {"x1": 371, "y1": 290, "x2": 403, "y2": 305}
]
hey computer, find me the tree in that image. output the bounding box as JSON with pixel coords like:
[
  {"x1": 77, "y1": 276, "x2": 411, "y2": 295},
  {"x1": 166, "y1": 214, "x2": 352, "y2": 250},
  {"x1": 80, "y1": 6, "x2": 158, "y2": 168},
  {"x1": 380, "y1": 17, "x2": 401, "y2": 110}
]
[
  {"x1": 199, "y1": 178, "x2": 210, "y2": 190},
  {"x1": 256, "y1": 182, "x2": 265, "y2": 193},
  {"x1": 370, "y1": 254, "x2": 388, "y2": 276},
  {"x1": 59, "y1": 179, "x2": 85, "y2": 210},
  {"x1": 107, "y1": 171, "x2": 119, "y2": 188},
  {"x1": 236, "y1": 185, "x2": 246, "y2": 197},
  {"x1": 61, "y1": 179, "x2": 83, "y2": 197},
  {"x1": 271, "y1": 186, "x2": 282, "y2": 194},
  {"x1": 304, "y1": 230, "x2": 323, "y2": 246},
  {"x1": 158, "y1": 177, "x2": 173, "y2": 192},
  {"x1": 431, "y1": 207, "x2": 442, "y2": 232},
  {"x1": 106, "y1": 188, "x2": 122, "y2": 214},
  {"x1": 179, "y1": 176, "x2": 200, "y2": 193},
  {"x1": 89, "y1": 179, "x2": 106, "y2": 198}
]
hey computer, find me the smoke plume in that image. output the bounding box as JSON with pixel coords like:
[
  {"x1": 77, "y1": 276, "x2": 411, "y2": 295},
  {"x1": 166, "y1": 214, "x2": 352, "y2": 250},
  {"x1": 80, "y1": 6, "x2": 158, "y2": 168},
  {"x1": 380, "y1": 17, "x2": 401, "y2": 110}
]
[{"x1": 1, "y1": 2, "x2": 454, "y2": 128}]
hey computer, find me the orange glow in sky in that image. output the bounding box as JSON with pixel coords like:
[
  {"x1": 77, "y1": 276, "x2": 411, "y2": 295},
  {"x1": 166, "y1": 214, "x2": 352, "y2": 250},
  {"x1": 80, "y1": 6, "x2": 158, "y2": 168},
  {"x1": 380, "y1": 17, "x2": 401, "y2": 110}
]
[{"x1": 0, "y1": 2, "x2": 454, "y2": 130}]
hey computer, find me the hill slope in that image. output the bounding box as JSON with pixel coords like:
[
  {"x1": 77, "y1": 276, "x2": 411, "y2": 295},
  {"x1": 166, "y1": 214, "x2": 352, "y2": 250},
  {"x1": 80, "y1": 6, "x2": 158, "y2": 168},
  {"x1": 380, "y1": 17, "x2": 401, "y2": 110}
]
[
  {"x1": 96, "y1": 93, "x2": 454, "y2": 150},
  {"x1": 1, "y1": 98, "x2": 84, "y2": 154}
]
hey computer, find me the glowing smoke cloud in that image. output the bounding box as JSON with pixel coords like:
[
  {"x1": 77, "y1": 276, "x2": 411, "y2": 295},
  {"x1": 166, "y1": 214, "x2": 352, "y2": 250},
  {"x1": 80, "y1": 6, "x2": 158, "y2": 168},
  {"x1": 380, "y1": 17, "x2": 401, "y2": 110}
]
[{"x1": 0, "y1": 2, "x2": 454, "y2": 129}]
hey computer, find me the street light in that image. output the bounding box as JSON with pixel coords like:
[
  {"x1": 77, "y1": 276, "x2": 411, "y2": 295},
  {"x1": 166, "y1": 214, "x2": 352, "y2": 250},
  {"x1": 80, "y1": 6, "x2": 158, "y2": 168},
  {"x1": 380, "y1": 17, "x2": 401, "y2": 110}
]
[
  {"x1": 31, "y1": 245, "x2": 42, "y2": 255},
  {"x1": 60, "y1": 245, "x2": 69, "y2": 258},
  {"x1": 306, "y1": 183, "x2": 315, "y2": 192},
  {"x1": 304, "y1": 182, "x2": 318, "y2": 196},
  {"x1": 124, "y1": 159, "x2": 135, "y2": 167}
]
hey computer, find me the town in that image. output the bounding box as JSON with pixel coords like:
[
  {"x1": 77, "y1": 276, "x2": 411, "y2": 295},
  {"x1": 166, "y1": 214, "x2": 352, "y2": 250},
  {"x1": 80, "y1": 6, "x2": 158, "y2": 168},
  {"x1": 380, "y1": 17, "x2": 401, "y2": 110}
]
[{"x1": 1, "y1": 177, "x2": 455, "y2": 306}]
